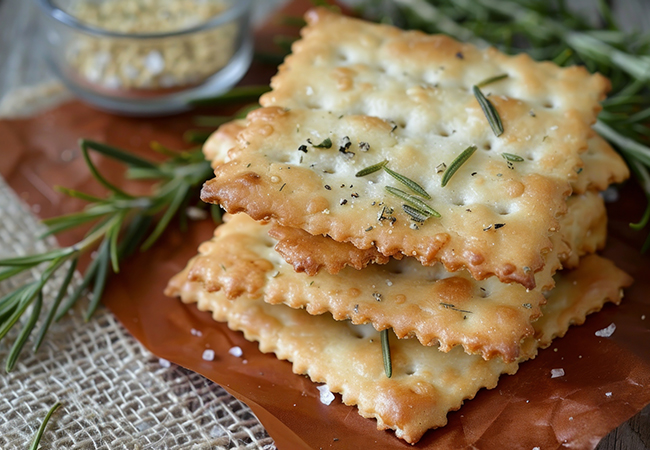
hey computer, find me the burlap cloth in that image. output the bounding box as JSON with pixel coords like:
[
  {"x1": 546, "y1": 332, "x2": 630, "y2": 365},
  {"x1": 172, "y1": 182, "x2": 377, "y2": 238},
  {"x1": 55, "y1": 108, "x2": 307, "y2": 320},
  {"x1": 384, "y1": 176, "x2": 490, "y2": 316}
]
[{"x1": 0, "y1": 87, "x2": 274, "y2": 449}]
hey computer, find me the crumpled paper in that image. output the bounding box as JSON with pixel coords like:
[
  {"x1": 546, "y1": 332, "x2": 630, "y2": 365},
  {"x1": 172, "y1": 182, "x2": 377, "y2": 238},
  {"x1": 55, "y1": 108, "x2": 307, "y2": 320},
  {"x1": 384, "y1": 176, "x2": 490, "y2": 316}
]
[{"x1": 1, "y1": 4, "x2": 650, "y2": 449}]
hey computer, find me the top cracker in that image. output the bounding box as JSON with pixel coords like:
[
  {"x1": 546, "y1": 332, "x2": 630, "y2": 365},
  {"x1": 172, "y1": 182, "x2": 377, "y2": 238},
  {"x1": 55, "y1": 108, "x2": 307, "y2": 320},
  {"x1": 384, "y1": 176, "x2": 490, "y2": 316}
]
[{"x1": 201, "y1": 9, "x2": 610, "y2": 289}]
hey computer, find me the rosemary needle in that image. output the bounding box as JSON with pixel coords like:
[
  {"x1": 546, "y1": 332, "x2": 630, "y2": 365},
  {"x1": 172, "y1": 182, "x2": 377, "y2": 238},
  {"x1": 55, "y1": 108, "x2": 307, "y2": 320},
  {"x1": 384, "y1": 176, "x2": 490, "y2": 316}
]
[
  {"x1": 383, "y1": 166, "x2": 431, "y2": 199},
  {"x1": 473, "y1": 85, "x2": 504, "y2": 137},
  {"x1": 441, "y1": 145, "x2": 478, "y2": 187},
  {"x1": 355, "y1": 159, "x2": 388, "y2": 177},
  {"x1": 501, "y1": 152, "x2": 524, "y2": 162},
  {"x1": 29, "y1": 402, "x2": 62, "y2": 450},
  {"x1": 381, "y1": 329, "x2": 392, "y2": 378},
  {"x1": 476, "y1": 73, "x2": 509, "y2": 88}
]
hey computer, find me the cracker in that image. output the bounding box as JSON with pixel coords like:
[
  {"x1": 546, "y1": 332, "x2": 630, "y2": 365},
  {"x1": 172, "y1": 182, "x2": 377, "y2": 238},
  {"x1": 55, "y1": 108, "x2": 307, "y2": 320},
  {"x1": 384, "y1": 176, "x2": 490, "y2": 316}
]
[
  {"x1": 269, "y1": 191, "x2": 605, "y2": 277},
  {"x1": 182, "y1": 191, "x2": 605, "y2": 362},
  {"x1": 201, "y1": 11, "x2": 611, "y2": 289},
  {"x1": 165, "y1": 254, "x2": 631, "y2": 444},
  {"x1": 572, "y1": 134, "x2": 630, "y2": 194}
]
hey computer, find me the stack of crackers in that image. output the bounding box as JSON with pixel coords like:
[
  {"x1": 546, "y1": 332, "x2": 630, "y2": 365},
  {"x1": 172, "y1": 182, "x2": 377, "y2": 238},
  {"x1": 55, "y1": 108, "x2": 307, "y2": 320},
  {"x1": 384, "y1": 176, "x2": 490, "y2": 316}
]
[{"x1": 166, "y1": 9, "x2": 634, "y2": 444}]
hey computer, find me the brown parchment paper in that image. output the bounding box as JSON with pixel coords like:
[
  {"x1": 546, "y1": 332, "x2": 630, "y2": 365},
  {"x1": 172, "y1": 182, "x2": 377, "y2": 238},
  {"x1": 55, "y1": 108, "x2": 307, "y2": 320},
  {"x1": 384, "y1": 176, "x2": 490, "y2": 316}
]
[{"x1": 1, "y1": 4, "x2": 650, "y2": 449}]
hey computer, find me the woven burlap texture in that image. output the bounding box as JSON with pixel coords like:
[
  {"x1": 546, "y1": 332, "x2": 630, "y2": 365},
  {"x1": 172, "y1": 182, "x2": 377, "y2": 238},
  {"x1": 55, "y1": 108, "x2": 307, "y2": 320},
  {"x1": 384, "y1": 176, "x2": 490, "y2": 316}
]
[{"x1": 0, "y1": 177, "x2": 275, "y2": 449}]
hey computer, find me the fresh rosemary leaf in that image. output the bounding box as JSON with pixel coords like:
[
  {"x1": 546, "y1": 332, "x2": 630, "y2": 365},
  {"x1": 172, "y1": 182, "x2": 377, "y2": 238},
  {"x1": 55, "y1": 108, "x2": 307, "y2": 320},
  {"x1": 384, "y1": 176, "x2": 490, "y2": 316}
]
[
  {"x1": 85, "y1": 240, "x2": 111, "y2": 322},
  {"x1": 355, "y1": 159, "x2": 388, "y2": 177},
  {"x1": 79, "y1": 140, "x2": 158, "y2": 169},
  {"x1": 476, "y1": 73, "x2": 509, "y2": 88},
  {"x1": 501, "y1": 152, "x2": 524, "y2": 162},
  {"x1": 380, "y1": 329, "x2": 392, "y2": 378},
  {"x1": 55, "y1": 254, "x2": 100, "y2": 322},
  {"x1": 473, "y1": 85, "x2": 504, "y2": 137},
  {"x1": 0, "y1": 286, "x2": 29, "y2": 322},
  {"x1": 117, "y1": 214, "x2": 152, "y2": 260},
  {"x1": 383, "y1": 166, "x2": 431, "y2": 199},
  {"x1": 441, "y1": 145, "x2": 478, "y2": 187},
  {"x1": 234, "y1": 104, "x2": 262, "y2": 119},
  {"x1": 630, "y1": 200, "x2": 650, "y2": 231},
  {"x1": 29, "y1": 402, "x2": 62, "y2": 450},
  {"x1": 141, "y1": 182, "x2": 190, "y2": 250},
  {"x1": 0, "y1": 265, "x2": 33, "y2": 283},
  {"x1": 108, "y1": 212, "x2": 125, "y2": 274},
  {"x1": 80, "y1": 140, "x2": 134, "y2": 199},
  {"x1": 189, "y1": 85, "x2": 271, "y2": 107},
  {"x1": 6, "y1": 290, "x2": 42, "y2": 372},
  {"x1": 552, "y1": 47, "x2": 574, "y2": 66},
  {"x1": 402, "y1": 204, "x2": 429, "y2": 222},
  {"x1": 385, "y1": 187, "x2": 440, "y2": 218},
  {"x1": 0, "y1": 249, "x2": 73, "y2": 267},
  {"x1": 280, "y1": 15, "x2": 307, "y2": 27},
  {"x1": 33, "y1": 258, "x2": 78, "y2": 352},
  {"x1": 54, "y1": 186, "x2": 104, "y2": 203}
]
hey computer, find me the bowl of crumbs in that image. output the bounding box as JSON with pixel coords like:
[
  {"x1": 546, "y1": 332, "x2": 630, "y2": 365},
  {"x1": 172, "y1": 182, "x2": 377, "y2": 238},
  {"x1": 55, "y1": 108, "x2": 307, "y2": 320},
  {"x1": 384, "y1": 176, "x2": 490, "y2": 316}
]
[{"x1": 37, "y1": 0, "x2": 253, "y2": 115}]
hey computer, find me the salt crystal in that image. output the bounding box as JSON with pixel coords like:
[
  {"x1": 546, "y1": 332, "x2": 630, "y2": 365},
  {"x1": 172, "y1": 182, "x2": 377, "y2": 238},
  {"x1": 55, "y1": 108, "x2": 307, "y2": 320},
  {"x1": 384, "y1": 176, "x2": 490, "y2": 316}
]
[
  {"x1": 228, "y1": 346, "x2": 243, "y2": 357},
  {"x1": 306, "y1": 86, "x2": 314, "y2": 96},
  {"x1": 595, "y1": 323, "x2": 616, "y2": 337},
  {"x1": 386, "y1": 280, "x2": 393, "y2": 287},
  {"x1": 202, "y1": 349, "x2": 215, "y2": 361},
  {"x1": 533, "y1": 447, "x2": 541, "y2": 450},
  {"x1": 642, "y1": 315, "x2": 646, "y2": 321},
  {"x1": 186, "y1": 207, "x2": 208, "y2": 221},
  {"x1": 144, "y1": 50, "x2": 165, "y2": 75},
  {"x1": 551, "y1": 368, "x2": 565, "y2": 378},
  {"x1": 550, "y1": 125, "x2": 558, "y2": 130},
  {"x1": 317, "y1": 385, "x2": 335, "y2": 405},
  {"x1": 191, "y1": 328, "x2": 203, "y2": 337},
  {"x1": 158, "y1": 358, "x2": 171, "y2": 368},
  {"x1": 606, "y1": 392, "x2": 612, "y2": 397}
]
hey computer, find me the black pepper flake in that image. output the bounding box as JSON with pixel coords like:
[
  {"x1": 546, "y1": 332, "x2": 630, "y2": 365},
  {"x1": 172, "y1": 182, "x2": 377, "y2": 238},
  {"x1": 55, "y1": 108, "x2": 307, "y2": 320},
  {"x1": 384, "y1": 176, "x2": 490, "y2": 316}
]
[
  {"x1": 507, "y1": 161, "x2": 514, "y2": 170},
  {"x1": 480, "y1": 287, "x2": 486, "y2": 292},
  {"x1": 340, "y1": 183, "x2": 346, "y2": 188},
  {"x1": 497, "y1": 173, "x2": 503, "y2": 177},
  {"x1": 365, "y1": 226, "x2": 373, "y2": 231},
  {"x1": 324, "y1": 185, "x2": 331, "y2": 190},
  {"x1": 576, "y1": 167, "x2": 584, "y2": 174},
  {"x1": 471, "y1": 172, "x2": 477, "y2": 176},
  {"x1": 483, "y1": 225, "x2": 493, "y2": 231},
  {"x1": 529, "y1": 110, "x2": 536, "y2": 117},
  {"x1": 340, "y1": 199, "x2": 348, "y2": 205},
  {"x1": 279, "y1": 183, "x2": 286, "y2": 191},
  {"x1": 390, "y1": 124, "x2": 398, "y2": 133},
  {"x1": 339, "y1": 136, "x2": 352, "y2": 153},
  {"x1": 299, "y1": 155, "x2": 303, "y2": 163},
  {"x1": 354, "y1": 304, "x2": 359, "y2": 313},
  {"x1": 494, "y1": 223, "x2": 505, "y2": 229},
  {"x1": 351, "y1": 192, "x2": 359, "y2": 198},
  {"x1": 523, "y1": 266, "x2": 531, "y2": 273},
  {"x1": 436, "y1": 163, "x2": 447, "y2": 174},
  {"x1": 298, "y1": 145, "x2": 308, "y2": 153},
  {"x1": 373, "y1": 292, "x2": 382, "y2": 301},
  {"x1": 359, "y1": 141, "x2": 370, "y2": 152},
  {"x1": 523, "y1": 303, "x2": 532, "y2": 309},
  {"x1": 466, "y1": 208, "x2": 472, "y2": 212},
  {"x1": 456, "y1": 51, "x2": 464, "y2": 59}
]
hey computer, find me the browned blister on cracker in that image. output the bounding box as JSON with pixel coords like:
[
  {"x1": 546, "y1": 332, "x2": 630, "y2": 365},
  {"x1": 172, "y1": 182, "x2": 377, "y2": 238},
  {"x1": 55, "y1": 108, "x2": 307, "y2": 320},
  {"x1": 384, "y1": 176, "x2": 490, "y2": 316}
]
[
  {"x1": 201, "y1": 10, "x2": 612, "y2": 289},
  {"x1": 165, "y1": 254, "x2": 631, "y2": 444},
  {"x1": 179, "y1": 190, "x2": 606, "y2": 362}
]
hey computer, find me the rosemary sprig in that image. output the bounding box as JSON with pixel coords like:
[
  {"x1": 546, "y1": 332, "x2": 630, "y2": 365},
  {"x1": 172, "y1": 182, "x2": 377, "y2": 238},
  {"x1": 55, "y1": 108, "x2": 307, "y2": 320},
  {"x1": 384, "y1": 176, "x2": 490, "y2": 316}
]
[
  {"x1": 402, "y1": 204, "x2": 429, "y2": 222},
  {"x1": 29, "y1": 402, "x2": 62, "y2": 450},
  {"x1": 473, "y1": 85, "x2": 504, "y2": 137},
  {"x1": 441, "y1": 145, "x2": 478, "y2": 187},
  {"x1": 380, "y1": 329, "x2": 392, "y2": 378},
  {"x1": 0, "y1": 139, "x2": 215, "y2": 370}
]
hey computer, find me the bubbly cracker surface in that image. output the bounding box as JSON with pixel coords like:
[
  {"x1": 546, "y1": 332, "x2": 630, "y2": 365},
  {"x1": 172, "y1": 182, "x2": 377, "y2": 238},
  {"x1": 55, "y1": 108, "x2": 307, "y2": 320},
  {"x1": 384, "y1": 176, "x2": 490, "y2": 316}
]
[
  {"x1": 202, "y1": 10, "x2": 610, "y2": 289},
  {"x1": 165, "y1": 255, "x2": 631, "y2": 444},
  {"x1": 182, "y1": 191, "x2": 605, "y2": 362}
]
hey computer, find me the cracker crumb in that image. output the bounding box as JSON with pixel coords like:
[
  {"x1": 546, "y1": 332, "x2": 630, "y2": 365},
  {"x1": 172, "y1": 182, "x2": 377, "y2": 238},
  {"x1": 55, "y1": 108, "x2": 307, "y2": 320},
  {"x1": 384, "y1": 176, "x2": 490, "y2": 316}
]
[{"x1": 595, "y1": 323, "x2": 616, "y2": 337}]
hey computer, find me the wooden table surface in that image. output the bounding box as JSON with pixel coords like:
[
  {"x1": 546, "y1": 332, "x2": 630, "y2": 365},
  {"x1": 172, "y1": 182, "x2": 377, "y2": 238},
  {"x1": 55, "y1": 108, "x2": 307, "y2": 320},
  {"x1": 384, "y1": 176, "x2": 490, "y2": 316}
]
[{"x1": 0, "y1": 0, "x2": 648, "y2": 448}]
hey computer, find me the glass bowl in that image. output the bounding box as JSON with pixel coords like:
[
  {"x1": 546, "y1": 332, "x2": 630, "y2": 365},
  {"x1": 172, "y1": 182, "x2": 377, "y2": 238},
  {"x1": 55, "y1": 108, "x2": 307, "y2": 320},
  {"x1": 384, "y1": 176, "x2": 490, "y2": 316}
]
[{"x1": 36, "y1": 0, "x2": 253, "y2": 115}]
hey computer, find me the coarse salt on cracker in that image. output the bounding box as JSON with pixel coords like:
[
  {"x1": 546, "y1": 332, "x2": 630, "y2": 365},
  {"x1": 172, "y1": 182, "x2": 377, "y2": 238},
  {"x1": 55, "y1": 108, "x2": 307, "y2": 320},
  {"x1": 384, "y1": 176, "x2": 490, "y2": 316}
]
[
  {"x1": 201, "y1": 9, "x2": 612, "y2": 289},
  {"x1": 178, "y1": 190, "x2": 606, "y2": 362},
  {"x1": 165, "y1": 254, "x2": 631, "y2": 444}
]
